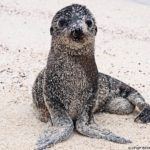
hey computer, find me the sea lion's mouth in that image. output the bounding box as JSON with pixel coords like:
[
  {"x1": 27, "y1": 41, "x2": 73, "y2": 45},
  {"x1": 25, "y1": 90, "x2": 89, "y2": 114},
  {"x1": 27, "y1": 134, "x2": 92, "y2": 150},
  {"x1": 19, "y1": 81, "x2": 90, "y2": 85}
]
[
  {"x1": 71, "y1": 36, "x2": 84, "y2": 42},
  {"x1": 70, "y1": 28, "x2": 85, "y2": 42}
]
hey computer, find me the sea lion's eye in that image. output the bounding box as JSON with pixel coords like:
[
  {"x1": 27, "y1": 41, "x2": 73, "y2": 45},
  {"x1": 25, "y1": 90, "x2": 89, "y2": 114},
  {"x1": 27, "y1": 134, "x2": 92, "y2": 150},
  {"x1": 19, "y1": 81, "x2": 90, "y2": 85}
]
[
  {"x1": 58, "y1": 18, "x2": 68, "y2": 27},
  {"x1": 86, "y1": 19, "x2": 93, "y2": 28}
]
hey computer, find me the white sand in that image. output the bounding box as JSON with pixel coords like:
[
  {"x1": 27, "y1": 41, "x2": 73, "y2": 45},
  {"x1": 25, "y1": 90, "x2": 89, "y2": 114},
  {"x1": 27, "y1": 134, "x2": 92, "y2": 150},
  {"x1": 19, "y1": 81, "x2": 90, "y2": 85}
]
[{"x1": 0, "y1": 0, "x2": 150, "y2": 149}]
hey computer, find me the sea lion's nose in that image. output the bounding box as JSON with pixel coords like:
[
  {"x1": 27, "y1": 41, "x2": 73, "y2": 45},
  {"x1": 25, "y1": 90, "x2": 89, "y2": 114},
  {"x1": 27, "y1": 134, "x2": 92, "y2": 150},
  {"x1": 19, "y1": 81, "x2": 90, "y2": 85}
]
[{"x1": 71, "y1": 28, "x2": 84, "y2": 38}]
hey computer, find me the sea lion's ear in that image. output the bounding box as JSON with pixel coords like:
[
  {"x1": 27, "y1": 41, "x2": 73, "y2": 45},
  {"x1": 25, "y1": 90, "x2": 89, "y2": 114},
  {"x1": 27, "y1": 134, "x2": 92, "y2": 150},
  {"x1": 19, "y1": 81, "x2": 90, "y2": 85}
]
[
  {"x1": 50, "y1": 27, "x2": 54, "y2": 35},
  {"x1": 95, "y1": 26, "x2": 97, "y2": 36}
]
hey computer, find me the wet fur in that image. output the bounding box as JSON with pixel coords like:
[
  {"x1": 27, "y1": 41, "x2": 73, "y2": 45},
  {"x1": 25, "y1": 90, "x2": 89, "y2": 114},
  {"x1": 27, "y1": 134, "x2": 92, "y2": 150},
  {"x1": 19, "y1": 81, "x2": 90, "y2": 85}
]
[{"x1": 32, "y1": 4, "x2": 150, "y2": 150}]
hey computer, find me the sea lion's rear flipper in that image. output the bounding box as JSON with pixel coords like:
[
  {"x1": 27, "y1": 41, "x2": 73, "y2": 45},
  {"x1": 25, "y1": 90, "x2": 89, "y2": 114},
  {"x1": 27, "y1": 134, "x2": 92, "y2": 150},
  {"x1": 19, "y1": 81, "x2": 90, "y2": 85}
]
[{"x1": 134, "y1": 106, "x2": 150, "y2": 123}]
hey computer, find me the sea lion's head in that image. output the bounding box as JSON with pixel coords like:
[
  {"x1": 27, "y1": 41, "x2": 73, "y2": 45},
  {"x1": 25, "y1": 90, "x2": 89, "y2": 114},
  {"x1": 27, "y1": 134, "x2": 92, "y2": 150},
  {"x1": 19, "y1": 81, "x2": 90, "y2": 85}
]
[{"x1": 50, "y1": 4, "x2": 97, "y2": 51}]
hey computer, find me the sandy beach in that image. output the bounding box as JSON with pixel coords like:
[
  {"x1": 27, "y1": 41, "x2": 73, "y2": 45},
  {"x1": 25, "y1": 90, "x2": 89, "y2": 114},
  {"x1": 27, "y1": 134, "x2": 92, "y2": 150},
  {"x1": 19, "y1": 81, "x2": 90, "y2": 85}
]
[{"x1": 0, "y1": 0, "x2": 150, "y2": 149}]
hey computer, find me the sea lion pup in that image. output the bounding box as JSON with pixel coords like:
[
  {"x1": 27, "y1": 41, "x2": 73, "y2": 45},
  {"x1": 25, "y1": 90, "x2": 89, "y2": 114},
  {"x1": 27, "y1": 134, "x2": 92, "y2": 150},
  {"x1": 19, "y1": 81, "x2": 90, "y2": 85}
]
[{"x1": 32, "y1": 4, "x2": 150, "y2": 150}]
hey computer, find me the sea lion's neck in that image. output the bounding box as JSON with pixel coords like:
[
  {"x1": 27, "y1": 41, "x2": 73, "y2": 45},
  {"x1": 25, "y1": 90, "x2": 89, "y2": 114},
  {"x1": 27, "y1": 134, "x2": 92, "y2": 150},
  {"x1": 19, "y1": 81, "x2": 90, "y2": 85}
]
[{"x1": 51, "y1": 41, "x2": 98, "y2": 78}]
